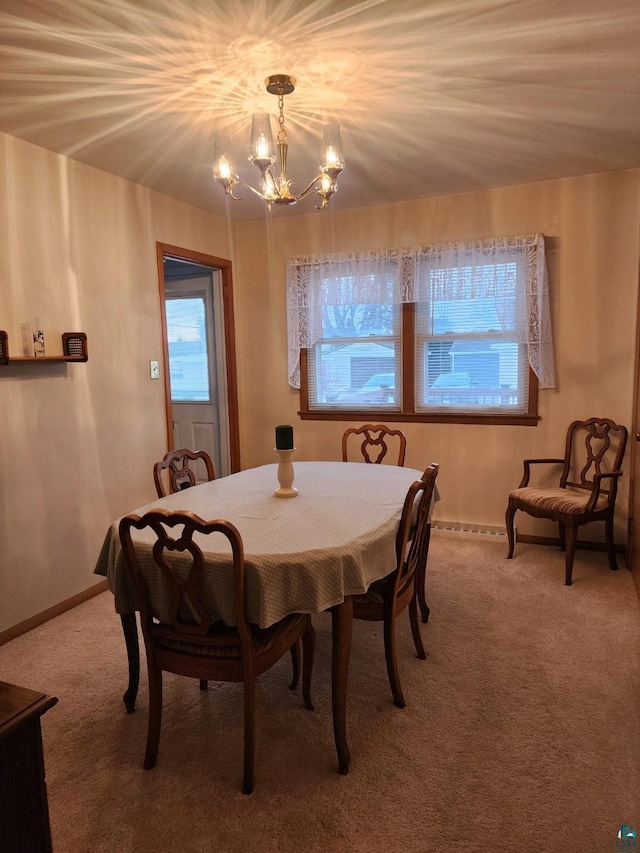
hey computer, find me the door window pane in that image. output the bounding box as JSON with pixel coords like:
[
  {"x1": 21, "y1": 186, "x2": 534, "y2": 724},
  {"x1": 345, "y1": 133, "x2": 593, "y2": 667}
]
[{"x1": 166, "y1": 297, "x2": 211, "y2": 402}]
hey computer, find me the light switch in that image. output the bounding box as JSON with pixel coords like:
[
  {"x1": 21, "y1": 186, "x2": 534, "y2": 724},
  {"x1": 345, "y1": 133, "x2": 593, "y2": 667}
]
[{"x1": 149, "y1": 360, "x2": 159, "y2": 380}]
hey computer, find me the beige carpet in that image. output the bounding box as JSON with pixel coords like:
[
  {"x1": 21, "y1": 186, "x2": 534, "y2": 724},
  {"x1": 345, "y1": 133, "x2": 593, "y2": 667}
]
[{"x1": 1, "y1": 530, "x2": 639, "y2": 853}]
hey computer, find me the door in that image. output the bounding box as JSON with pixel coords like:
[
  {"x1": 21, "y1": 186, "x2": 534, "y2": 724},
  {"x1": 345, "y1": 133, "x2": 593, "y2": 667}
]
[
  {"x1": 157, "y1": 244, "x2": 240, "y2": 477},
  {"x1": 628, "y1": 391, "x2": 640, "y2": 593},
  {"x1": 626, "y1": 261, "x2": 640, "y2": 593},
  {"x1": 165, "y1": 271, "x2": 228, "y2": 477}
]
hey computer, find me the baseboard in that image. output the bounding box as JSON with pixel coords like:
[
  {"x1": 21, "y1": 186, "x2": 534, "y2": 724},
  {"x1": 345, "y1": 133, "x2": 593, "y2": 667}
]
[
  {"x1": 516, "y1": 533, "x2": 625, "y2": 554},
  {"x1": 0, "y1": 579, "x2": 108, "y2": 647}
]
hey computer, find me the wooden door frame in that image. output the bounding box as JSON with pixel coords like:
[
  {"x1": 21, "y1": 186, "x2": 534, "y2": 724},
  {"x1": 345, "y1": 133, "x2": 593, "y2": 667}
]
[
  {"x1": 627, "y1": 255, "x2": 640, "y2": 595},
  {"x1": 156, "y1": 242, "x2": 241, "y2": 473}
]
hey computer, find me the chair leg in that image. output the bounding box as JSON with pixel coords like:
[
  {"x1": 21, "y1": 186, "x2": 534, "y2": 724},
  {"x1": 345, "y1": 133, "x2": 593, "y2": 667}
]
[
  {"x1": 505, "y1": 503, "x2": 517, "y2": 559},
  {"x1": 242, "y1": 671, "x2": 255, "y2": 795},
  {"x1": 559, "y1": 523, "x2": 566, "y2": 552},
  {"x1": 605, "y1": 515, "x2": 618, "y2": 571},
  {"x1": 383, "y1": 611, "x2": 405, "y2": 709},
  {"x1": 416, "y1": 524, "x2": 431, "y2": 623},
  {"x1": 199, "y1": 679, "x2": 208, "y2": 690},
  {"x1": 301, "y1": 619, "x2": 315, "y2": 711},
  {"x1": 409, "y1": 591, "x2": 427, "y2": 660},
  {"x1": 564, "y1": 525, "x2": 578, "y2": 586},
  {"x1": 120, "y1": 612, "x2": 139, "y2": 714},
  {"x1": 289, "y1": 641, "x2": 300, "y2": 690},
  {"x1": 143, "y1": 660, "x2": 163, "y2": 770}
]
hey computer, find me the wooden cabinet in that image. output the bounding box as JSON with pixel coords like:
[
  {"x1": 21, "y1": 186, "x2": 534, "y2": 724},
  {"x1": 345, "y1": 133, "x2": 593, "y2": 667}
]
[
  {"x1": 0, "y1": 681, "x2": 58, "y2": 852},
  {"x1": 0, "y1": 330, "x2": 88, "y2": 364}
]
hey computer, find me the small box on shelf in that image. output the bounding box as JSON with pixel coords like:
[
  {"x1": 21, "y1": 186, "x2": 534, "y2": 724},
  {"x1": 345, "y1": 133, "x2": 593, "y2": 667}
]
[{"x1": 62, "y1": 332, "x2": 88, "y2": 361}]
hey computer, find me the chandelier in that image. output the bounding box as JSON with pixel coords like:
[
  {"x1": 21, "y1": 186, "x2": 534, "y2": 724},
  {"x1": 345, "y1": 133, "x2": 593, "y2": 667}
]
[{"x1": 212, "y1": 74, "x2": 345, "y2": 211}]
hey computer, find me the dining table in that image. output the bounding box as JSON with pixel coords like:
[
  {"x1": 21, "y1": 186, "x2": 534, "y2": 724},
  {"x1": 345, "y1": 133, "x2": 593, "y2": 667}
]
[{"x1": 94, "y1": 460, "x2": 434, "y2": 775}]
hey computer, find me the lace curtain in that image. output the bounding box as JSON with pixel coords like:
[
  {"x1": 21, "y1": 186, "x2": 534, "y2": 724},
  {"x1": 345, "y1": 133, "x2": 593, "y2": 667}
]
[{"x1": 287, "y1": 233, "x2": 555, "y2": 390}]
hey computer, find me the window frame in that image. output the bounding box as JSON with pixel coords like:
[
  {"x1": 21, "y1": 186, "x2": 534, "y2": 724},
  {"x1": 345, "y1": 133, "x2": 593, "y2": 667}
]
[{"x1": 299, "y1": 303, "x2": 539, "y2": 425}]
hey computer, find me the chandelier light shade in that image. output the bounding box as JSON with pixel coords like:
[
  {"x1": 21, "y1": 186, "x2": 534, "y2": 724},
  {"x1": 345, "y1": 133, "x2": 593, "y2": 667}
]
[{"x1": 213, "y1": 74, "x2": 345, "y2": 211}]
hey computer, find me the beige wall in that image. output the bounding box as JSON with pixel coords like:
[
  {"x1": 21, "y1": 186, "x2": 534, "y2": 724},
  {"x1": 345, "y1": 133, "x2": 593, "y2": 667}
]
[
  {"x1": 2, "y1": 128, "x2": 639, "y2": 635},
  {"x1": 235, "y1": 171, "x2": 640, "y2": 541},
  {"x1": 0, "y1": 132, "x2": 237, "y2": 633}
]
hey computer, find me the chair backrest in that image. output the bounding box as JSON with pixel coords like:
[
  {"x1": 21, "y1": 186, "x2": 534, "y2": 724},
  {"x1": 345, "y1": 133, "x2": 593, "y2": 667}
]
[
  {"x1": 391, "y1": 463, "x2": 439, "y2": 601},
  {"x1": 118, "y1": 509, "x2": 251, "y2": 646},
  {"x1": 153, "y1": 448, "x2": 216, "y2": 498},
  {"x1": 342, "y1": 424, "x2": 407, "y2": 466},
  {"x1": 560, "y1": 418, "x2": 628, "y2": 500}
]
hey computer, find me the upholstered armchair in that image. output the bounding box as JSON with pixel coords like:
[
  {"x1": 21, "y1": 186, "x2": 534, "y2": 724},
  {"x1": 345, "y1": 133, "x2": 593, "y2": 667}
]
[{"x1": 505, "y1": 417, "x2": 627, "y2": 585}]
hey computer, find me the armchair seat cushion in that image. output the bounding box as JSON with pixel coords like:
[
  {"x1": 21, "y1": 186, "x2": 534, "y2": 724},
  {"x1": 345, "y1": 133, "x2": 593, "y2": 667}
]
[{"x1": 509, "y1": 486, "x2": 609, "y2": 516}]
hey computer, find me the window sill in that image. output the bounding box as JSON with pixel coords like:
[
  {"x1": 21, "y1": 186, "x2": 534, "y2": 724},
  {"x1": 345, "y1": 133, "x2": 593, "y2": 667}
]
[{"x1": 299, "y1": 409, "x2": 540, "y2": 426}]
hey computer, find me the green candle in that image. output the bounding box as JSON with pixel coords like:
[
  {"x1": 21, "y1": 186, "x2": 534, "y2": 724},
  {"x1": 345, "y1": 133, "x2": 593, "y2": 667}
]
[{"x1": 275, "y1": 424, "x2": 294, "y2": 450}]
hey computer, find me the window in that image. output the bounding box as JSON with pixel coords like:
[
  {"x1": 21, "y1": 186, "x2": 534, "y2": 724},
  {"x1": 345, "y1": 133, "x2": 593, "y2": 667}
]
[
  {"x1": 288, "y1": 235, "x2": 554, "y2": 424},
  {"x1": 416, "y1": 259, "x2": 529, "y2": 415},
  {"x1": 165, "y1": 295, "x2": 211, "y2": 402},
  {"x1": 308, "y1": 301, "x2": 401, "y2": 410}
]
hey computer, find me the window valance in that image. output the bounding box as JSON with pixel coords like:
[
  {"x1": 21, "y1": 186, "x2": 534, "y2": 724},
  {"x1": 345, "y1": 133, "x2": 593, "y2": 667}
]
[{"x1": 286, "y1": 233, "x2": 555, "y2": 391}]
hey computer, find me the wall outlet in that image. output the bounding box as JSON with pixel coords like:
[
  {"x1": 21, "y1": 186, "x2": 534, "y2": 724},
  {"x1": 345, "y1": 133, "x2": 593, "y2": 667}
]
[{"x1": 149, "y1": 360, "x2": 159, "y2": 380}]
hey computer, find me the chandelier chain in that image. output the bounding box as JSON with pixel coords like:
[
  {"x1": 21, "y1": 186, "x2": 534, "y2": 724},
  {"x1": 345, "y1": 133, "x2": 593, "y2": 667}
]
[{"x1": 277, "y1": 91, "x2": 286, "y2": 145}]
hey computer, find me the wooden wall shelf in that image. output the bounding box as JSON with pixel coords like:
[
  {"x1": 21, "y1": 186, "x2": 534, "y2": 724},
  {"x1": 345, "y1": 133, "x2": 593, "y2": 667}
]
[{"x1": 0, "y1": 331, "x2": 88, "y2": 365}]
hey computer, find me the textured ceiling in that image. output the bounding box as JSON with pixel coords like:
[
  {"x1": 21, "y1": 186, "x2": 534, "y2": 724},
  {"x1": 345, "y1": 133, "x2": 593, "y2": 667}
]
[{"x1": 1, "y1": 0, "x2": 639, "y2": 222}]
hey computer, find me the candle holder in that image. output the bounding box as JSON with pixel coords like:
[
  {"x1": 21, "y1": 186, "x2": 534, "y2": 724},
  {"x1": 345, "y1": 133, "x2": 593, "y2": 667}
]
[{"x1": 274, "y1": 448, "x2": 298, "y2": 498}]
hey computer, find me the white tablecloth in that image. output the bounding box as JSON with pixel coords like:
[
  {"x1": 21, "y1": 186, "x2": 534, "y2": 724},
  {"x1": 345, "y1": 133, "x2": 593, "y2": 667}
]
[{"x1": 94, "y1": 461, "x2": 433, "y2": 627}]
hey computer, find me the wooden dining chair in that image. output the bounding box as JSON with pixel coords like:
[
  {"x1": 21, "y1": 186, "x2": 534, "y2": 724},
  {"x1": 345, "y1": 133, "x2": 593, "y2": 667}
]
[
  {"x1": 153, "y1": 448, "x2": 215, "y2": 498},
  {"x1": 506, "y1": 417, "x2": 628, "y2": 585},
  {"x1": 118, "y1": 509, "x2": 315, "y2": 795},
  {"x1": 342, "y1": 424, "x2": 407, "y2": 466},
  {"x1": 352, "y1": 463, "x2": 439, "y2": 708}
]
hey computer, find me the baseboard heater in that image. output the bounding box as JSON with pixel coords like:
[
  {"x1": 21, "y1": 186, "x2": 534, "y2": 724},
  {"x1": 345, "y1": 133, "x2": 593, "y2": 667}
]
[
  {"x1": 431, "y1": 520, "x2": 507, "y2": 538},
  {"x1": 431, "y1": 521, "x2": 624, "y2": 555}
]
